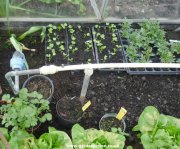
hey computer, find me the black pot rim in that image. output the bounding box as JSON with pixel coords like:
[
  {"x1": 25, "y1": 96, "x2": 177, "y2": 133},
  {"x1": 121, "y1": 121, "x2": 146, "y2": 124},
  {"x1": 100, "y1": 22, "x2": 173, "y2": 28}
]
[
  {"x1": 22, "y1": 74, "x2": 54, "y2": 101},
  {"x1": 99, "y1": 113, "x2": 126, "y2": 132},
  {"x1": 56, "y1": 97, "x2": 82, "y2": 124}
]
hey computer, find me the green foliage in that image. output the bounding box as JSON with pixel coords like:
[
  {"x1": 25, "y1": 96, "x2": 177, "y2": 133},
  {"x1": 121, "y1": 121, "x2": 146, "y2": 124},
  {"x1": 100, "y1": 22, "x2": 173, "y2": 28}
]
[
  {"x1": 26, "y1": 127, "x2": 73, "y2": 149},
  {"x1": 0, "y1": 127, "x2": 33, "y2": 149},
  {"x1": 121, "y1": 20, "x2": 179, "y2": 63},
  {"x1": 46, "y1": 24, "x2": 67, "y2": 61},
  {"x1": 0, "y1": 0, "x2": 7, "y2": 17},
  {"x1": 133, "y1": 106, "x2": 180, "y2": 149},
  {"x1": 72, "y1": 124, "x2": 126, "y2": 149},
  {"x1": 0, "y1": 127, "x2": 73, "y2": 149},
  {"x1": 38, "y1": 0, "x2": 85, "y2": 13},
  {"x1": 0, "y1": 88, "x2": 52, "y2": 130}
]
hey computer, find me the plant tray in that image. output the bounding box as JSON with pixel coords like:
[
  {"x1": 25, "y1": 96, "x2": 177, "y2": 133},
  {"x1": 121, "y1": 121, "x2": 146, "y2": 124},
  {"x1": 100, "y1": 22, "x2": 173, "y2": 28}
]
[
  {"x1": 45, "y1": 25, "x2": 68, "y2": 66},
  {"x1": 119, "y1": 32, "x2": 180, "y2": 75},
  {"x1": 92, "y1": 26, "x2": 125, "y2": 71},
  {"x1": 66, "y1": 26, "x2": 96, "y2": 65}
]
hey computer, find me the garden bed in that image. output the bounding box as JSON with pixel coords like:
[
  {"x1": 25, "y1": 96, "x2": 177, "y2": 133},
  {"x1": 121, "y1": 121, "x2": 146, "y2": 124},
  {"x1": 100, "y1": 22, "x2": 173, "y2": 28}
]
[{"x1": 0, "y1": 25, "x2": 180, "y2": 148}]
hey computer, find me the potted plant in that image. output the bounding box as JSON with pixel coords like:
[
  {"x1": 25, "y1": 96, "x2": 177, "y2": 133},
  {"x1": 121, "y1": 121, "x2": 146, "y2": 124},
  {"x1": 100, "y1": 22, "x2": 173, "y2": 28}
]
[
  {"x1": 56, "y1": 96, "x2": 84, "y2": 128},
  {"x1": 133, "y1": 106, "x2": 180, "y2": 149},
  {"x1": 120, "y1": 20, "x2": 180, "y2": 74},
  {"x1": 92, "y1": 23, "x2": 124, "y2": 68},
  {"x1": 72, "y1": 124, "x2": 126, "y2": 149},
  {"x1": 99, "y1": 113, "x2": 126, "y2": 133},
  {"x1": 23, "y1": 74, "x2": 54, "y2": 101},
  {"x1": 0, "y1": 88, "x2": 52, "y2": 132}
]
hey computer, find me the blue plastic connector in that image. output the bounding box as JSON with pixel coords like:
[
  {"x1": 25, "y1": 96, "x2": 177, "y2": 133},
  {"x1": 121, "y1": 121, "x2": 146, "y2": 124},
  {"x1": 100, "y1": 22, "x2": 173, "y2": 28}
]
[{"x1": 10, "y1": 51, "x2": 27, "y2": 71}]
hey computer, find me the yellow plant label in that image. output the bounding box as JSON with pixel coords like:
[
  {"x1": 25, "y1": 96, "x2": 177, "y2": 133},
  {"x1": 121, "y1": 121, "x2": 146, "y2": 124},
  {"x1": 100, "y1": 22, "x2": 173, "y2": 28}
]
[
  {"x1": 82, "y1": 101, "x2": 91, "y2": 112},
  {"x1": 116, "y1": 107, "x2": 127, "y2": 120}
]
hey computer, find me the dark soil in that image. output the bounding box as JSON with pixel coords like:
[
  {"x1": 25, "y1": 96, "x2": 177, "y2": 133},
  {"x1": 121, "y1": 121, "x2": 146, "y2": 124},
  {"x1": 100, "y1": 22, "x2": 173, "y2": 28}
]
[
  {"x1": 67, "y1": 26, "x2": 95, "y2": 64},
  {"x1": 46, "y1": 26, "x2": 67, "y2": 65},
  {"x1": 24, "y1": 77, "x2": 52, "y2": 99},
  {"x1": 100, "y1": 117, "x2": 124, "y2": 132},
  {"x1": 0, "y1": 26, "x2": 180, "y2": 148},
  {"x1": 56, "y1": 96, "x2": 83, "y2": 121},
  {"x1": 94, "y1": 26, "x2": 124, "y2": 63}
]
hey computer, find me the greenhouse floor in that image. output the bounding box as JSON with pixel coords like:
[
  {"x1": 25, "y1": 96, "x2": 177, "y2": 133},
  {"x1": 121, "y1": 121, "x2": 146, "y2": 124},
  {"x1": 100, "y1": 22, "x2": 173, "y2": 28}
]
[{"x1": 0, "y1": 27, "x2": 180, "y2": 148}]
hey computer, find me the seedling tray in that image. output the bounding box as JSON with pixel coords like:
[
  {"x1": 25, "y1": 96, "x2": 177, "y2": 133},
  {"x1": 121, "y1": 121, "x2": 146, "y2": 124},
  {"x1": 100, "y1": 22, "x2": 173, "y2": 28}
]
[
  {"x1": 120, "y1": 38, "x2": 180, "y2": 75},
  {"x1": 66, "y1": 26, "x2": 96, "y2": 65},
  {"x1": 45, "y1": 24, "x2": 68, "y2": 66},
  {"x1": 92, "y1": 25, "x2": 125, "y2": 71}
]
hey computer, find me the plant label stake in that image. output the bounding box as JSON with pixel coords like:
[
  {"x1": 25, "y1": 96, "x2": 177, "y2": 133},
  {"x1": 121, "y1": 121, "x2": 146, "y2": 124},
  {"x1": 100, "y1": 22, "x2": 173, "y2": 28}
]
[
  {"x1": 80, "y1": 69, "x2": 93, "y2": 111},
  {"x1": 116, "y1": 107, "x2": 127, "y2": 121}
]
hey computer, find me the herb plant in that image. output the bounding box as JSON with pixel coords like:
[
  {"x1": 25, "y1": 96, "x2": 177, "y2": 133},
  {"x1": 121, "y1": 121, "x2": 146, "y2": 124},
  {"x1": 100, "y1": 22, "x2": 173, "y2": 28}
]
[
  {"x1": 0, "y1": 88, "x2": 52, "y2": 130},
  {"x1": 133, "y1": 106, "x2": 180, "y2": 149},
  {"x1": 72, "y1": 124, "x2": 126, "y2": 149}
]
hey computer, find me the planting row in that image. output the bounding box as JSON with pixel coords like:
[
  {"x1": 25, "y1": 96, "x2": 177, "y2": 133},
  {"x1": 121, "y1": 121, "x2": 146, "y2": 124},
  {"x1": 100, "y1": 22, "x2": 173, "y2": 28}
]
[
  {"x1": 0, "y1": 88, "x2": 179, "y2": 149},
  {"x1": 44, "y1": 21, "x2": 180, "y2": 74}
]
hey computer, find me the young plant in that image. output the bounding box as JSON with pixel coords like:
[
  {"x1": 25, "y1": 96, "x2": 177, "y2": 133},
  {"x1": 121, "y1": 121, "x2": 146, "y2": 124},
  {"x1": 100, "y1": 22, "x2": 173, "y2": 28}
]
[
  {"x1": 72, "y1": 124, "x2": 126, "y2": 149},
  {"x1": 0, "y1": 127, "x2": 73, "y2": 149},
  {"x1": 121, "y1": 20, "x2": 177, "y2": 63},
  {"x1": 46, "y1": 24, "x2": 68, "y2": 61},
  {"x1": 0, "y1": 88, "x2": 52, "y2": 130},
  {"x1": 133, "y1": 106, "x2": 180, "y2": 149}
]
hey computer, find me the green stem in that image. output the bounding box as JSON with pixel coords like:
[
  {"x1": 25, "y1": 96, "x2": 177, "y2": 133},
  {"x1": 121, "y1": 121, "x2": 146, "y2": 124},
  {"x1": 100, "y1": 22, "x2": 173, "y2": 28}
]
[{"x1": 18, "y1": 0, "x2": 32, "y2": 7}]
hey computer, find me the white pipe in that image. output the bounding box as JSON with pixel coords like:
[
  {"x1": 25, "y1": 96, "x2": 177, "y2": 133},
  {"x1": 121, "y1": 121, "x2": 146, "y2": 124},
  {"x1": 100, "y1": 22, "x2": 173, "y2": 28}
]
[{"x1": 39, "y1": 63, "x2": 180, "y2": 75}]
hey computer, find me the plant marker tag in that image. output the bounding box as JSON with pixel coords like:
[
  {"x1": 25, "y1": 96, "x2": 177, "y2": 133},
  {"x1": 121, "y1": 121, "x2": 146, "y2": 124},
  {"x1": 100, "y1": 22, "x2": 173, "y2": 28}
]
[
  {"x1": 116, "y1": 107, "x2": 127, "y2": 121},
  {"x1": 82, "y1": 101, "x2": 91, "y2": 112}
]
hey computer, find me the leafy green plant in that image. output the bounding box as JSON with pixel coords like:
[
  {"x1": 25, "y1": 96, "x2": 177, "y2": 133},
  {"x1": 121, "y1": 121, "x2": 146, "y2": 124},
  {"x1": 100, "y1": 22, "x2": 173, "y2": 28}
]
[
  {"x1": 0, "y1": 88, "x2": 52, "y2": 130},
  {"x1": 72, "y1": 124, "x2": 125, "y2": 149},
  {"x1": 133, "y1": 106, "x2": 180, "y2": 149},
  {"x1": 121, "y1": 20, "x2": 180, "y2": 63},
  {"x1": 0, "y1": 127, "x2": 34, "y2": 149},
  {"x1": 26, "y1": 127, "x2": 73, "y2": 149},
  {"x1": 0, "y1": 127, "x2": 73, "y2": 149}
]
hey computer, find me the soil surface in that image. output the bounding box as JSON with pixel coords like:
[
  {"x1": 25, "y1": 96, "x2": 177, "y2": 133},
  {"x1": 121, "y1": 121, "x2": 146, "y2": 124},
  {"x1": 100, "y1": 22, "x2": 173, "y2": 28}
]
[
  {"x1": 100, "y1": 117, "x2": 125, "y2": 132},
  {"x1": 46, "y1": 26, "x2": 67, "y2": 65},
  {"x1": 24, "y1": 76, "x2": 52, "y2": 99},
  {"x1": 56, "y1": 96, "x2": 83, "y2": 121},
  {"x1": 94, "y1": 26, "x2": 124, "y2": 63},
  {"x1": 0, "y1": 26, "x2": 180, "y2": 148},
  {"x1": 67, "y1": 26, "x2": 95, "y2": 64}
]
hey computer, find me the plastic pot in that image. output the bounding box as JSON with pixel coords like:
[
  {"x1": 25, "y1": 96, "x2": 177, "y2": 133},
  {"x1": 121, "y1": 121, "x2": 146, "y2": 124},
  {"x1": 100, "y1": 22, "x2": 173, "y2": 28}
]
[
  {"x1": 99, "y1": 113, "x2": 126, "y2": 132},
  {"x1": 56, "y1": 96, "x2": 83, "y2": 128},
  {"x1": 23, "y1": 75, "x2": 54, "y2": 101}
]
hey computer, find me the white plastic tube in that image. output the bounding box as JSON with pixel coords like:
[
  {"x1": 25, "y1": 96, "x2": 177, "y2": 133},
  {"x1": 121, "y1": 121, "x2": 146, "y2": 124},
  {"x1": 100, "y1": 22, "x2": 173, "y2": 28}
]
[{"x1": 40, "y1": 63, "x2": 180, "y2": 75}]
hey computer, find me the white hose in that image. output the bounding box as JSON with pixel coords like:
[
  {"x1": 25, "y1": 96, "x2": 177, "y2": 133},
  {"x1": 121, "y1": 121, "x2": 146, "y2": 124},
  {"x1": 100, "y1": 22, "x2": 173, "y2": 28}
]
[{"x1": 39, "y1": 63, "x2": 180, "y2": 75}]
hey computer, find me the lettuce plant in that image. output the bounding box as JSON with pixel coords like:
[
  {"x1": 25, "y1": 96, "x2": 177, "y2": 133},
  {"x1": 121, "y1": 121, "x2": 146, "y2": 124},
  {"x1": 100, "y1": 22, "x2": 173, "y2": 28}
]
[
  {"x1": 72, "y1": 124, "x2": 125, "y2": 149},
  {"x1": 26, "y1": 127, "x2": 73, "y2": 149},
  {"x1": 0, "y1": 88, "x2": 52, "y2": 130},
  {"x1": 0, "y1": 127, "x2": 73, "y2": 149},
  {"x1": 133, "y1": 106, "x2": 180, "y2": 149}
]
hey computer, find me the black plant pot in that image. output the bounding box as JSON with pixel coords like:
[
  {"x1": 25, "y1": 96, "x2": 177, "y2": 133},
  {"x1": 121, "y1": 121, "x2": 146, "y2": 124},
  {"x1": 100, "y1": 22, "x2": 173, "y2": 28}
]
[
  {"x1": 56, "y1": 96, "x2": 83, "y2": 128},
  {"x1": 23, "y1": 75, "x2": 54, "y2": 101}
]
